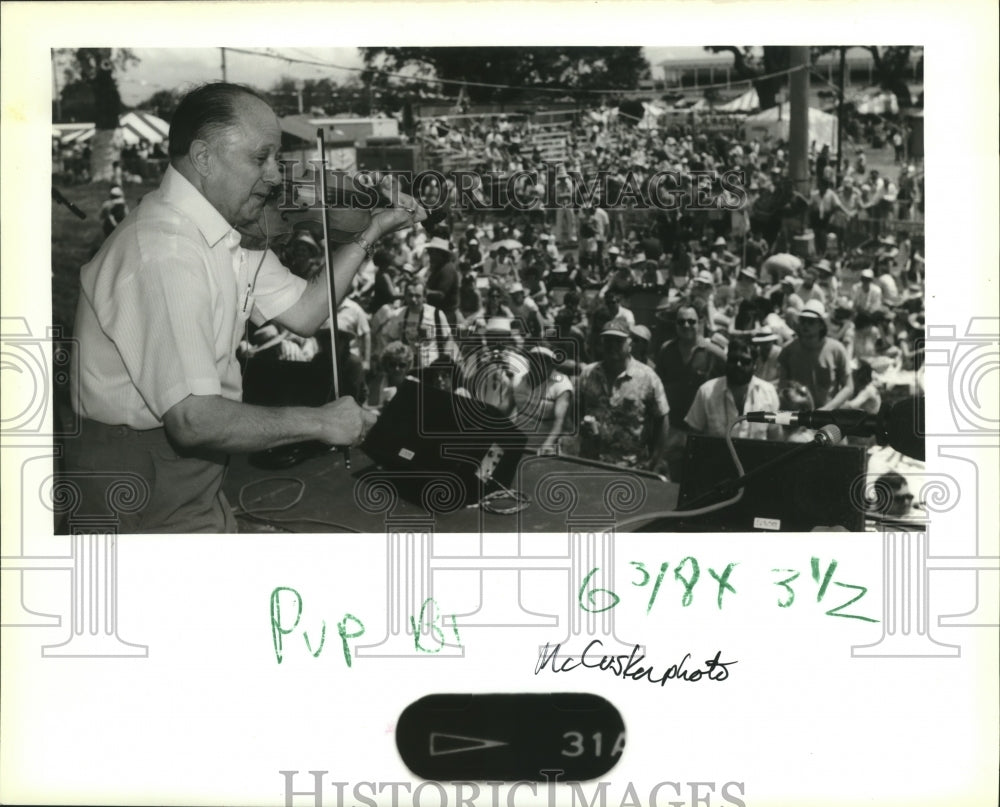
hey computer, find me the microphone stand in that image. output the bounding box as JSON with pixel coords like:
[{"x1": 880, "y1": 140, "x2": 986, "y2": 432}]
[{"x1": 52, "y1": 186, "x2": 87, "y2": 219}]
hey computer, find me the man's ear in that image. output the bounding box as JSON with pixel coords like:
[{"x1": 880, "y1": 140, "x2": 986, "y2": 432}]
[{"x1": 188, "y1": 139, "x2": 212, "y2": 178}]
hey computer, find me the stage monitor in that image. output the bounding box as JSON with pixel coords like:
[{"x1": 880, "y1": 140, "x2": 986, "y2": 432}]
[
  {"x1": 361, "y1": 380, "x2": 527, "y2": 508},
  {"x1": 640, "y1": 435, "x2": 869, "y2": 532}
]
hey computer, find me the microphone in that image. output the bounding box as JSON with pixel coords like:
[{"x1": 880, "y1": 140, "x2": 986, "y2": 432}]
[
  {"x1": 746, "y1": 408, "x2": 876, "y2": 433},
  {"x1": 52, "y1": 187, "x2": 87, "y2": 219},
  {"x1": 747, "y1": 396, "x2": 925, "y2": 461}
]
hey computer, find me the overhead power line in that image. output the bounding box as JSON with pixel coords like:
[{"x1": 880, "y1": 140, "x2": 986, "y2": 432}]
[{"x1": 223, "y1": 46, "x2": 811, "y2": 97}]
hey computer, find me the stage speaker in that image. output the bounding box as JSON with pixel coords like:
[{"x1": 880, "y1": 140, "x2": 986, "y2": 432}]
[
  {"x1": 361, "y1": 380, "x2": 527, "y2": 508},
  {"x1": 638, "y1": 435, "x2": 868, "y2": 532}
]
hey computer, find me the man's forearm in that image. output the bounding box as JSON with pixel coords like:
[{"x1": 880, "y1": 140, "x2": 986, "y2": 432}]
[{"x1": 164, "y1": 394, "x2": 338, "y2": 454}]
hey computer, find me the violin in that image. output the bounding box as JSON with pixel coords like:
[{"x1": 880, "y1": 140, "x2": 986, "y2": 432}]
[{"x1": 237, "y1": 169, "x2": 449, "y2": 251}]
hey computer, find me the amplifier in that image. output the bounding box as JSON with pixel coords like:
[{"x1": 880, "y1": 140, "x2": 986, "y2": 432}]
[
  {"x1": 361, "y1": 380, "x2": 527, "y2": 508},
  {"x1": 639, "y1": 435, "x2": 868, "y2": 532}
]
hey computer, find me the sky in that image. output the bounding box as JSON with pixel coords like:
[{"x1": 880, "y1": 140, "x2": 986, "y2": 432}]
[{"x1": 108, "y1": 46, "x2": 726, "y2": 106}]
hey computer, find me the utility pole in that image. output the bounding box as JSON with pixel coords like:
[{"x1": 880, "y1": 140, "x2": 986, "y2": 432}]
[
  {"x1": 836, "y1": 47, "x2": 846, "y2": 184},
  {"x1": 221, "y1": 47, "x2": 227, "y2": 82},
  {"x1": 787, "y1": 46, "x2": 813, "y2": 258},
  {"x1": 788, "y1": 46, "x2": 810, "y2": 198}
]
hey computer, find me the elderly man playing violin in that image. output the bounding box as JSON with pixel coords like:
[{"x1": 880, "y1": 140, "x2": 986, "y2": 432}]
[{"x1": 68, "y1": 82, "x2": 425, "y2": 532}]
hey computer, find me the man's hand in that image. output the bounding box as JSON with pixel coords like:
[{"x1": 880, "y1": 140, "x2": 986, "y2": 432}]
[
  {"x1": 318, "y1": 396, "x2": 377, "y2": 447},
  {"x1": 366, "y1": 175, "x2": 428, "y2": 239}
]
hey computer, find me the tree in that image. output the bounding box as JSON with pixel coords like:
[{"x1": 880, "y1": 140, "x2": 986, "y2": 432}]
[
  {"x1": 709, "y1": 46, "x2": 920, "y2": 113},
  {"x1": 359, "y1": 47, "x2": 650, "y2": 106},
  {"x1": 54, "y1": 48, "x2": 139, "y2": 182},
  {"x1": 705, "y1": 46, "x2": 791, "y2": 111},
  {"x1": 861, "y1": 46, "x2": 919, "y2": 110},
  {"x1": 266, "y1": 75, "x2": 300, "y2": 116},
  {"x1": 140, "y1": 89, "x2": 181, "y2": 123}
]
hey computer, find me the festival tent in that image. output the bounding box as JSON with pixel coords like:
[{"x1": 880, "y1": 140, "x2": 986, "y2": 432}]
[
  {"x1": 637, "y1": 101, "x2": 668, "y2": 130},
  {"x1": 118, "y1": 111, "x2": 169, "y2": 145},
  {"x1": 717, "y1": 87, "x2": 760, "y2": 113},
  {"x1": 54, "y1": 111, "x2": 169, "y2": 146},
  {"x1": 743, "y1": 103, "x2": 838, "y2": 150},
  {"x1": 60, "y1": 127, "x2": 95, "y2": 145}
]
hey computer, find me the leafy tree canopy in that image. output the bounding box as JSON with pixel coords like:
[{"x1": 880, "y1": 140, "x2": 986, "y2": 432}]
[{"x1": 360, "y1": 47, "x2": 651, "y2": 104}]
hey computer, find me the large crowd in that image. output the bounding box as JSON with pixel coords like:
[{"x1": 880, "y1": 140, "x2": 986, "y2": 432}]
[
  {"x1": 234, "y1": 109, "x2": 926, "y2": 485},
  {"x1": 69, "y1": 81, "x2": 928, "y2": 533}
]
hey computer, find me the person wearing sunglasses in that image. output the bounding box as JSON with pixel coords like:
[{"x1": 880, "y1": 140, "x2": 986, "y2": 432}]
[
  {"x1": 873, "y1": 471, "x2": 915, "y2": 518},
  {"x1": 655, "y1": 300, "x2": 727, "y2": 481},
  {"x1": 684, "y1": 336, "x2": 783, "y2": 441}
]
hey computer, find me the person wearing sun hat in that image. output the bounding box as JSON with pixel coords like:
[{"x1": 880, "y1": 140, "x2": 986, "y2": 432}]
[
  {"x1": 423, "y1": 236, "x2": 460, "y2": 327},
  {"x1": 508, "y1": 281, "x2": 545, "y2": 338},
  {"x1": 710, "y1": 234, "x2": 740, "y2": 274},
  {"x1": 777, "y1": 298, "x2": 853, "y2": 410},
  {"x1": 750, "y1": 325, "x2": 782, "y2": 384},
  {"x1": 510, "y1": 345, "x2": 574, "y2": 455},
  {"x1": 689, "y1": 269, "x2": 722, "y2": 334},
  {"x1": 576, "y1": 319, "x2": 669, "y2": 471},
  {"x1": 734, "y1": 265, "x2": 762, "y2": 304},
  {"x1": 852, "y1": 267, "x2": 884, "y2": 314}
]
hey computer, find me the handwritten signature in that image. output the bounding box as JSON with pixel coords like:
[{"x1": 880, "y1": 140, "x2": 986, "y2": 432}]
[{"x1": 535, "y1": 639, "x2": 737, "y2": 685}]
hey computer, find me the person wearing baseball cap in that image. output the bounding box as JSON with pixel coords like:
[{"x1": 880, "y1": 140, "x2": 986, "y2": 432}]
[
  {"x1": 778, "y1": 297, "x2": 854, "y2": 410},
  {"x1": 99, "y1": 184, "x2": 130, "y2": 237},
  {"x1": 577, "y1": 317, "x2": 669, "y2": 471},
  {"x1": 588, "y1": 289, "x2": 635, "y2": 362}
]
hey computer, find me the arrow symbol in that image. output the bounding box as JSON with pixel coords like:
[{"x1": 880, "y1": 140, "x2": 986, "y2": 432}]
[{"x1": 429, "y1": 732, "x2": 509, "y2": 756}]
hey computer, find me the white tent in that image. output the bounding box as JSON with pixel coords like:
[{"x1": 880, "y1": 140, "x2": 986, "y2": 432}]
[
  {"x1": 637, "y1": 101, "x2": 667, "y2": 130},
  {"x1": 54, "y1": 111, "x2": 169, "y2": 147},
  {"x1": 118, "y1": 111, "x2": 169, "y2": 145},
  {"x1": 717, "y1": 87, "x2": 760, "y2": 113},
  {"x1": 743, "y1": 103, "x2": 839, "y2": 150}
]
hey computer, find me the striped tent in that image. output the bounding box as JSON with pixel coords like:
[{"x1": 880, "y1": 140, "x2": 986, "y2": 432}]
[
  {"x1": 55, "y1": 111, "x2": 169, "y2": 146},
  {"x1": 60, "y1": 127, "x2": 95, "y2": 145},
  {"x1": 119, "y1": 111, "x2": 169, "y2": 144}
]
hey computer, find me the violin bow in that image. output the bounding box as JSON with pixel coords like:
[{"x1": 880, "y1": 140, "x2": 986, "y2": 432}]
[{"x1": 316, "y1": 127, "x2": 349, "y2": 469}]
